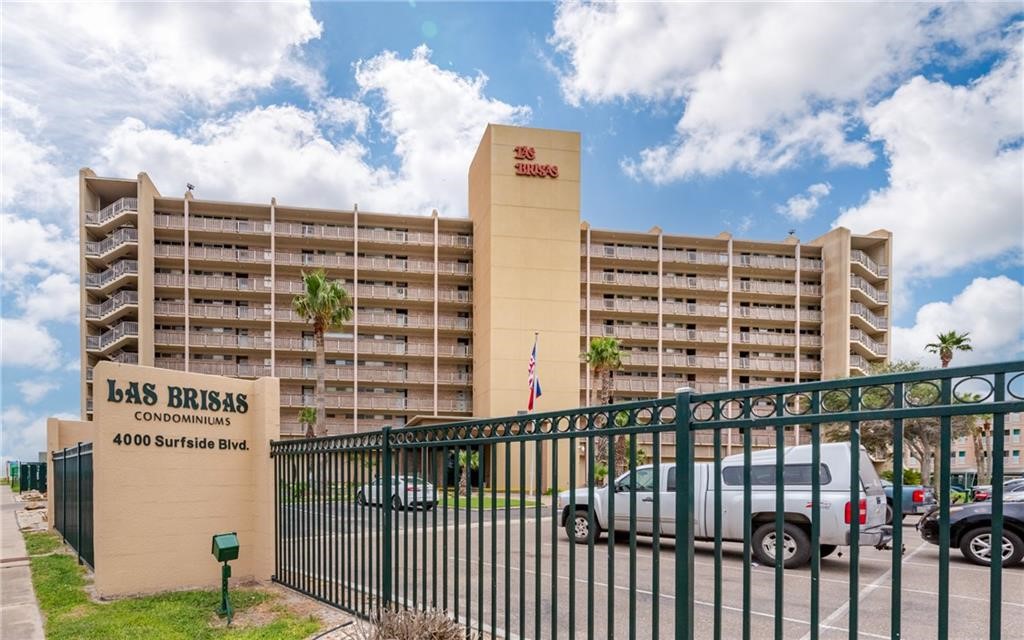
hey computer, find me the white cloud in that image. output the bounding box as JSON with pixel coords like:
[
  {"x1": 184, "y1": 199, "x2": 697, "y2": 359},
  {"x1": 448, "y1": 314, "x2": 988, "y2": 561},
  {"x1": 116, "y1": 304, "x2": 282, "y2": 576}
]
[
  {"x1": 834, "y1": 50, "x2": 1023, "y2": 280},
  {"x1": 892, "y1": 276, "x2": 1024, "y2": 366},
  {"x1": 98, "y1": 46, "x2": 531, "y2": 216},
  {"x1": 16, "y1": 272, "x2": 80, "y2": 324},
  {"x1": 16, "y1": 380, "x2": 59, "y2": 404},
  {"x1": 0, "y1": 214, "x2": 79, "y2": 291},
  {"x1": 550, "y1": 2, "x2": 1016, "y2": 181},
  {"x1": 776, "y1": 183, "x2": 831, "y2": 222},
  {"x1": 0, "y1": 407, "x2": 78, "y2": 465},
  {"x1": 1, "y1": 1, "x2": 323, "y2": 148},
  {"x1": 0, "y1": 318, "x2": 62, "y2": 370},
  {"x1": 0, "y1": 128, "x2": 77, "y2": 220}
]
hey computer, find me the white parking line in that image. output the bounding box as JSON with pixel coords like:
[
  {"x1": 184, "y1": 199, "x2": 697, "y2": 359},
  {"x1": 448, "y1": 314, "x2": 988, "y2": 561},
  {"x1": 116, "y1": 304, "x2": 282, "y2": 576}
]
[{"x1": 799, "y1": 541, "x2": 930, "y2": 640}]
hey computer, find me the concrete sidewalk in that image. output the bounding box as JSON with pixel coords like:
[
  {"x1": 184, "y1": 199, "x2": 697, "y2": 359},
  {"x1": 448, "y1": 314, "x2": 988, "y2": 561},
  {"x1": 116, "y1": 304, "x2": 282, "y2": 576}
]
[{"x1": 0, "y1": 485, "x2": 45, "y2": 639}]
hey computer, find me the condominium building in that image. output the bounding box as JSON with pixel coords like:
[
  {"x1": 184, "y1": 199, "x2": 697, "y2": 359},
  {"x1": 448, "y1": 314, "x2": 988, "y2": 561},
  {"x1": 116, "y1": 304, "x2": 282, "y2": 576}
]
[
  {"x1": 79, "y1": 124, "x2": 892, "y2": 440},
  {"x1": 949, "y1": 412, "x2": 1024, "y2": 482}
]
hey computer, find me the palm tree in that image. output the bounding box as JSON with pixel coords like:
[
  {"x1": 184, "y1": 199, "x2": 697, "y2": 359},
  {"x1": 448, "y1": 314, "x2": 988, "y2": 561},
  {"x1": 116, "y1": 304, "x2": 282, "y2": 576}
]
[
  {"x1": 293, "y1": 269, "x2": 353, "y2": 436},
  {"x1": 457, "y1": 449, "x2": 479, "y2": 497},
  {"x1": 298, "y1": 407, "x2": 317, "y2": 439},
  {"x1": 925, "y1": 331, "x2": 972, "y2": 368},
  {"x1": 584, "y1": 337, "x2": 623, "y2": 468}
]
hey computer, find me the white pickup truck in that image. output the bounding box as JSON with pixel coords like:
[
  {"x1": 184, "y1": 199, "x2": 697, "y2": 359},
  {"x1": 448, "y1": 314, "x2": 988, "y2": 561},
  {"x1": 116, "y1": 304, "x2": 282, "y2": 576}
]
[{"x1": 557, "y1": 443, "x2": 891, "y2": 568}]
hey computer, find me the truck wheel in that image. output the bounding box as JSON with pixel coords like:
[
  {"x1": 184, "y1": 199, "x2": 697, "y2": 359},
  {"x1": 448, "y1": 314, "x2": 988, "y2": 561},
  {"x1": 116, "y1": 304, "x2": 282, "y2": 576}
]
[
  {"x1": 885, "y1": 502, "x2": 894, "y2": 525},
  {"x1": 959, "y1": 527, "x2": 1024, "y2": 567},
  {"x1": 819, "y1": 544, "x2": 838, "y2": 559},
  {"x1": 752, "y1": 522, "x2": 812, "y2": 568},
  {"x1": 566, "y1": 509, "x2": 597, "y2": 544}
]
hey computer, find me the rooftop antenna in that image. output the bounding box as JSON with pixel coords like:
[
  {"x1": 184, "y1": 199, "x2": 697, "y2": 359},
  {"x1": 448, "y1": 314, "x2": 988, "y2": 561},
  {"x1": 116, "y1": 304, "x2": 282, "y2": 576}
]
[
  {"x1": 788, "y1": 229, "x2": 796, "y2": 237},
  {"x1": 186, "y1": 183, "x2": 196, "y2": 193}
]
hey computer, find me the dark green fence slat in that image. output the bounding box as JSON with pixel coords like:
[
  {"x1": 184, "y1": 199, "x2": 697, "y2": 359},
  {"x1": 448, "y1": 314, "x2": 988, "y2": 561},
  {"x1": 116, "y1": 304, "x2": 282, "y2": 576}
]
[
  {"x1": 990, "y1": 373, "x2": 1006, "y2": 640},
  {"x1": 675, "y1": 389, "x2": 694, "y2": 640},
  {"x1": 891, "y1": 382, "x2": 904, "y2": 640},
  {"x1": 938, "y1": 378, "x2": 952, "y2": 640}
]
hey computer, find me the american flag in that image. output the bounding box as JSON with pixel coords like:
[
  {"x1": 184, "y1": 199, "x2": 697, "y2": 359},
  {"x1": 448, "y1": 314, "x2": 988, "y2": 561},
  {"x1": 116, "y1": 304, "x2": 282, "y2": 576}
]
[{"x1": 527, "y1": 335, "x2": 542, "y2": 411}]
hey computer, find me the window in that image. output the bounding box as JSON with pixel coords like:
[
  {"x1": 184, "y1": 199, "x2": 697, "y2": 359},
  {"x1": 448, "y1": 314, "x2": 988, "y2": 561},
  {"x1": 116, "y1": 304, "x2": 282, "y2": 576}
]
[
  {"x1": 617, "y1": 468, "x2": 656, "y2": 492},
  {"x1": 722, "y1": 464, "x2": 832, "y2": 486}
]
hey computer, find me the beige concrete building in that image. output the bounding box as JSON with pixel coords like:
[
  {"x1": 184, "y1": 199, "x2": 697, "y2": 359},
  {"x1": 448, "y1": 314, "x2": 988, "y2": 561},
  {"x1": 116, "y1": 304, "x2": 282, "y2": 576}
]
[
  {"x1": 79, "y1": 125, "x2": 892, "y2": 439},
  {"x1": 949, "y1": 412, "x2": 1024, "y2": 481}
]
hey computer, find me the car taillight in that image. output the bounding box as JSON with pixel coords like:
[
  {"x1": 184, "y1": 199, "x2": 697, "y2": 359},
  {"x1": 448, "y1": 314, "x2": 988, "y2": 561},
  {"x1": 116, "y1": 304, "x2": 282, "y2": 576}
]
[
  {"x1": 406, "y1": 484, "x2": 417, "y2": 492},
  {"x1": 912, "y1": 489, "x2": 924, "y2": 503},
  {"x1": 845, "y1": 498, "x2": 867, "y2": 525}
]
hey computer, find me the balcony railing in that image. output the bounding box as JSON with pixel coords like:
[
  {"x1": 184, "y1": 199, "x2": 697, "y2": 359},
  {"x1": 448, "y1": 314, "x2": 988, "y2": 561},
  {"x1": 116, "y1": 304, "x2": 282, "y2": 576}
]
[
  {"x1": 273, "y1": 336, "x2": 471, "y2": 358},
  {"x1": 733, "y1": 306, "x2": 796, "y2": 321},
  {"x1": 851, "y1": 250, "x2": 889, "y2": 278},
  {"x1": 801, "y1": 284, "x2": 822, "y2": 296},
  {"x1": 85, "y1": 260, "x2": 138, "y2": 289},
  {"x1": 153, "y1": 245, "x2": 274, "y2": 264},
  {"x1": 850, "y1": 328, "x2": 889, "y2": 355},
  {"x1": 733, "y1": 357, "x2": 797, "y2": 372},
  {"x1": 800, "y1": 309, "x2": 823, "y2": 322},
  {"x1": 734, "y1": 280, "x2": 797, "y2": 295},
  {"x1": 85, "y1": 290, "x2": 138, "y2": 320},
  {"x1": 154, "y1": 359, "x2": 272, "y2": 377},
  {"x1": 735, "y1": 254, "x2": 796, "y2": 270},
  {"x1": 86, "y1": 321, "x2": 138, "y2": 352},
  {"x1": 274, "y1": 365, "x2": 470, "y2": 385},
  {"x1": 800, "y1": 360, "x2": 823, "y2": 373},
  {"x1": 800, "y1": 334, "x2": 823, "y2": 348},
  {"x1": 851, "y1": 275, "x2": 888, "y2": 303},
  {"x1": 110, "y1": 351, "x2": 139, "y2": 364},
  {"x1": 800, "y1": 258, "x2": 823, "y2": 272},
  {"x1": 734, "y1": 332, "x2": 796, "y2": 347},
  {"x1": 587, "y1": 297, "x2": 727, "y2": 318},
  {"x1": 663, "y1": 249, "x2": 730, "y2": 266},
  {"x1": 280, "y1": 393, "x2": 470, "y2": 413},
  {"x1": 85, "y1": 228, "x2": 138, "y2": 258},
  {"x1": 851, "y1": 303, "x2": 887, "y2": 331},
  {"x1": 850, "y1": 354, "x2": 870, "y2": 372},
  {"x1": 154, "y1": 214, "x2": 272, "y2": 235},
  {"x1": 85, "y1": 197, "x2": 138, "y2": 226},
  {"x1": 621, "y1": 352, "x2": 728, "y2": 368}
]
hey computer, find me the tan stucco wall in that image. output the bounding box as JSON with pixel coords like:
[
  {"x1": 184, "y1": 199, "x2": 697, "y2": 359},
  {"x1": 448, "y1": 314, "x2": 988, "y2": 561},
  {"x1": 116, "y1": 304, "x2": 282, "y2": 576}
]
[
  {"x1": 56, "y1": 362, "x2": 279, "y2": 597},
  {"x1": 815, "y1": 227, "x2": 852, "y2": 379},
  {"x1": 469, "y1": 125, "x2": 580, "y2": 489}
]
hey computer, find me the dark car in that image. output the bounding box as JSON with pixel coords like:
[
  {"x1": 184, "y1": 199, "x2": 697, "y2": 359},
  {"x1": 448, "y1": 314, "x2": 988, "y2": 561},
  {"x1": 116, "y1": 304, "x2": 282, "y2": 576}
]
[{"x1": 918, "y1": 495, "x2": 1024, "y2": 566}]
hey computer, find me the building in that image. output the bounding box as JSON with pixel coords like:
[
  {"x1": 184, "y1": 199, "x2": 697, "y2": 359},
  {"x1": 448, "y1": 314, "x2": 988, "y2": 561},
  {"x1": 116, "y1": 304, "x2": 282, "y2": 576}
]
[
  {"x1": 78, "y1": 125, "x2": 892, "y2": 444},
  {"x1": 949, "y1": 412, "x2": 1024, "y2": 482}
]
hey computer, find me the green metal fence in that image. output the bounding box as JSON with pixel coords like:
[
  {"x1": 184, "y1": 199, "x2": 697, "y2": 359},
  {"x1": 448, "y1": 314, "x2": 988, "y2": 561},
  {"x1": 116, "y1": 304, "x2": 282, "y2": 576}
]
[
  {"x1": 271, "y1": 361, "x2": 1023, "y2": 639},
  {"x1": 18, "y1": 462, "x2": 47, "y2": 493},
  {"x1": 52, "y1": 443, "x2": 95, "y2": 568}
]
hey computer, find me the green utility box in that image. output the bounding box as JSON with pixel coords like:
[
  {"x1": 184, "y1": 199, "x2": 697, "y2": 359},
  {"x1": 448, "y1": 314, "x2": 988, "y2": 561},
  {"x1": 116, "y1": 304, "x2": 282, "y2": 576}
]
[{"x1": 211, "y1": 532, "x2": 239, "y2": 563}]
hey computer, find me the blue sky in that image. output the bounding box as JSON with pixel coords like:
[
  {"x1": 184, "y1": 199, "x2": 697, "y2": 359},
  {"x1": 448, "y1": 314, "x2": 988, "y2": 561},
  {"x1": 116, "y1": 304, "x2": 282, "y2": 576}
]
[{"x1": 2, "y1": 2, "x2": 1022, "y2": 464}]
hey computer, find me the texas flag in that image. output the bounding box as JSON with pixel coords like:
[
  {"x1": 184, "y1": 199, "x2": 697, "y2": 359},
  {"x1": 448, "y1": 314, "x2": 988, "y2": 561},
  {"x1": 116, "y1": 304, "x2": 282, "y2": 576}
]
[{"x1": 527, "y1": 335, "x2": 542, "y2": 411}]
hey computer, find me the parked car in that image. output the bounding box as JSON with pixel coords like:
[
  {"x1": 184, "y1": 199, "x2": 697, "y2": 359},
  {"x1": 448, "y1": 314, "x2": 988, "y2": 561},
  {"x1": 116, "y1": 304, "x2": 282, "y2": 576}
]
[
  {"x1": 972, "y1": 478, "x2": 1024, "y2": 502},
  {"x1": 918, "y1": 494, "x2": 1024, "y2": 566},
  {"x1": 880, "y1": 479, "x2": 937, "y2": 523},
  {"x1": 556, "y1": 443, "x2": 891, "y2": 568},
  {"x1": 356, "y1": 475, "x2": 436, "y2": 510}
]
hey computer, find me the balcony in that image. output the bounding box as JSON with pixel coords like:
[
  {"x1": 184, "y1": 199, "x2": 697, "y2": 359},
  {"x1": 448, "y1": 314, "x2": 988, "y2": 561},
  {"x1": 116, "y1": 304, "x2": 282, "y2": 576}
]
[
  {"x1": 85, "y1": 228, "x2": 138, "y2": 261},
  {"x1": 734, "y1": 332, "x2": 796, "y2": 347},
  {"x1": 851, "y1": 275, "x2": 888, "y2": 303},
  {"x1": 154, "y1": 214, "x2": 272, "y2": 235},
  {"x1": 800, "y1": 309, "x2": 822, "y2": 322},
  {"x1": 800, "y1": 284, "x2": 823, "y2": 296},
  {"x1": 734, "y1": 280, "x2": 797, "y2": 296},
  {"x1": 800, "y1": 360, "x2": 823, "y2": 373},
  {"x1": 275, "y1": 221, "x2": 354, "y2": 241},
  {"x1": 851, "y1": 303, "x2": 887, "y2": 331},
  {"x1": 357, "y1": 283, "x2": 471, "y2": 305},
  {"x1": 280, "y1": 393, "x2": 470, "y2": 413},
  {"x1": 85, "y1": 260, "x2": 138, "y2": 292},
  {"x1": 850, "y1": 354, "x2": 870, "y2": 373},
  {"x1": 587, "y1": 297, "x2": 726, "y2": 318},
  {"x1": 155, "y1": 302, "x2": 274, "y2": 321},
  {"x1": 662, "y1": 249, "x2": 730, "y2": 266},
  {"x1": 587, "y1": 244, "x2": 658, "y2": 261},
  {"x1": 358, "y1": 228, "x2": 433, "y2": 246},
  {"x1": 275, "y1": 365, "x2": 470, "y2": 385},
  {"x1": 86, "y1": 321, "x2": 139, "y2": 354},
  {"x1": 850, "y1": 328, "x2": 888, "y2": 356},
  {"x1": 110, "y1": 351, "x2": 139, "y2": 364},
  {"x1": 733, "y1": 306, "x2": 796, "y2": 322},
  {"x1": 800, "y1": 258, "x2": 824, "y2": 272},
  {"x1": 85, "y1": 197, "x2": 138, "y2": 229},
  {"x1": 800, "y1": 334, "x2": 823, "y2": 348},
  {"x1": 851, "y1": 250, "x2": 889, "y2": 278},
  {"x1": 155, "y1": 330, "x2": 273, "y2": 350},
  {"x1": 733, "y1": 357, "x2": 797, "y2": 373},
  {"x1": 273, "y1": 336, "x2": 471, "y2": 358},
  {"x1": 154, "y1": 358, "x2": 272, "y2": 377},
  {"x1": 735, "y1": 255, "x2": 796, "y2": 270},
  {"x1": 85, "y1": 290, "x2": 139, "y2": 321},
  {"x1": 153, "y1": 244, "x2": 274, "y2": 264}
]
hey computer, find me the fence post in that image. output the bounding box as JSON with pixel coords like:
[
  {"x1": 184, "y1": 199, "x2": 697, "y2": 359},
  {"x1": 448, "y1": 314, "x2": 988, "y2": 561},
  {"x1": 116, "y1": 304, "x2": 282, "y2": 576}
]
[
  {"x1": 381, "y1": 426, "x2": 393, "y2": 608},
  {"x1": 61, "y1": 448, "x2": 67, "y2": 544},
  {"x1": 76, "y1": 442, "x2": 83, "y2": 566},
  {"x1": 675, "y1": 387, "x2": 694, "y2": 640}
]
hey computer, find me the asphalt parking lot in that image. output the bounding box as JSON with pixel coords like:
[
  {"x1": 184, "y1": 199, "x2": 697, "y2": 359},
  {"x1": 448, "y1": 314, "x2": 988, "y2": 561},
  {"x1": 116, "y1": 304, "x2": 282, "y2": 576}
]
[{"x1": 280, "y1": 506, "x2": 1024, "y2": 639}]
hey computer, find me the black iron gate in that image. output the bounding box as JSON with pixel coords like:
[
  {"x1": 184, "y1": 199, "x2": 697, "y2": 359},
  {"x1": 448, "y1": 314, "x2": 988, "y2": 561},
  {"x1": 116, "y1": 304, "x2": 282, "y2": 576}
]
[
  {"x1": 271, "y1": 361, "x2": 1023, "y2": 639},
  {"x1": 52, "y1": 442, "x2": 94, "y2": 567}
]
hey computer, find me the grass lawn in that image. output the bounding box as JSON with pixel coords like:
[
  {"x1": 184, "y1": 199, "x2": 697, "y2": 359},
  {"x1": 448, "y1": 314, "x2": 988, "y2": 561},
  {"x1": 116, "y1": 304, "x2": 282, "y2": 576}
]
[
  {"x1": 27, "y1": 536, "x2": 321, "y2": 640},
  {"x1": 24, "y1": 531, "x2": 62, "y2": 555}
]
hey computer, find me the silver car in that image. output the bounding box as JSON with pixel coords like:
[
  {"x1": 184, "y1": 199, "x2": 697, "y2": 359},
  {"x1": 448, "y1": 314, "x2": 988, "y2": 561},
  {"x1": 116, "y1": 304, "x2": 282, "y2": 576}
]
[{"x1": 356, "y1": 475, "x2": 437, "y2": 510}]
